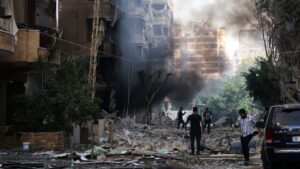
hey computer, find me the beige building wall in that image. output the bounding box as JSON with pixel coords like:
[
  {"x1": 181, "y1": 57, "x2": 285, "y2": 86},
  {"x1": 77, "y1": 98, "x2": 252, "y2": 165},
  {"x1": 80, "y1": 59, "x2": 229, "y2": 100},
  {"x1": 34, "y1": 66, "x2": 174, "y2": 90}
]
[
  {"x1": 173, "y1": 24, "x2": 226, "y2": 79},
  {"x1": 58, "y1": 0, "x2": 92, "y2": 56}
]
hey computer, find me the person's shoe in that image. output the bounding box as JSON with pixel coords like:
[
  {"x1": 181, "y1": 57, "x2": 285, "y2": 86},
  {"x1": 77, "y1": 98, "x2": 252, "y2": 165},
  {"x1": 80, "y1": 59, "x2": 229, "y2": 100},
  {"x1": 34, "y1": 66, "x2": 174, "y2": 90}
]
[
  {"x1": 190, "y1": 152, "x2": 195, "y2": 155},
  {"x1": 244, "y1": 160, "x2": 249, "y2": 165},
  {"x1": 196, "y1": 151, "x2": 200, "y2": 155}
]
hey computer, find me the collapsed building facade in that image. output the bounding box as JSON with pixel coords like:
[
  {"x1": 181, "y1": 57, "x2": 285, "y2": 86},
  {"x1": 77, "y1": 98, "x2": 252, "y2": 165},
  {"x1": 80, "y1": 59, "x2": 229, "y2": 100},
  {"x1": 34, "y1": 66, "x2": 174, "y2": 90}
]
[
  {"x1": 115, "y1": 0, "x2": 174, "y2": 116},
  {"x1": 173, "y1": 21, "x2": 226, "y2": 79}
]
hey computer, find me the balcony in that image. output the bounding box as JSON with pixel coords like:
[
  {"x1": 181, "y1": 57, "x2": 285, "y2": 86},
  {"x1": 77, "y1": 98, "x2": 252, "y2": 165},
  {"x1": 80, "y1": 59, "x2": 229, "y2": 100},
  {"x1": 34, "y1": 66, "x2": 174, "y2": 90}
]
[
  {"x1": 131, "y1": 34, "x2": 146, "y2": 47},
  {"x1": 0, "y1": 31, "x2": 15, "y2": 56},
  {"x1": 38, "y1": 47, "x2": 61, "y2": 65},
  {"x1": 0, "y1": 29, "x2": 60, "y2": 64},
  {"x1": 101, "y1": 0, "x2": 120, "y2": 25},
  {"x1": 128, "y1": 7, "x2": 147, "y2": 19},
  {"x1": 127, "y1": 0, "x2": 148, "y2": 19},
  {"x1": 0, "y1": 29, "x2": 39, "y2": 62}
]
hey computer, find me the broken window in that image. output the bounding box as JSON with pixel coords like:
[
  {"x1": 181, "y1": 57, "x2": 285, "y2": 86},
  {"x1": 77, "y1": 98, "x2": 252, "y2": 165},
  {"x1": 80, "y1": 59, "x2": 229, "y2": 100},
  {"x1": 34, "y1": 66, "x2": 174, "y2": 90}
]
[
  {"x1": 134, "y1": 0, "x2": 142, "y2": 7},
  {"x1": 152, "y1": 3, "x2": 165, "y2": 11},
  {"x1": 163, "y1": 27, "x2": 168, "y2": 36},
  {"x1": 153, "y1": 25, "x2": 162, "y2": 36}
]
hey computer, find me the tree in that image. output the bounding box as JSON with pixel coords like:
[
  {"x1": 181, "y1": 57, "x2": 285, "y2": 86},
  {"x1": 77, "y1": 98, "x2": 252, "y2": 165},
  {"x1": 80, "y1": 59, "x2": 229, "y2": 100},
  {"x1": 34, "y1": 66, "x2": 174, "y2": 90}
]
[
  {"x1": 205, "y1": 74, "x2": 252, "y2": 120},
  {"x1": 138, "y1": 70, "x2": 171, "y2": 124},
  {"x1": 199, "y1": 59, "x2": 253, "y2": 119},
  {"x1": 252, "y1": 0, "x2": 300, "y2": 103},
  {"x1": 12, "y1": 55, "x2": 101, "y2": 133},
  {"x1": 243, "y1": 57, "x2": 282, "y2": 107}
]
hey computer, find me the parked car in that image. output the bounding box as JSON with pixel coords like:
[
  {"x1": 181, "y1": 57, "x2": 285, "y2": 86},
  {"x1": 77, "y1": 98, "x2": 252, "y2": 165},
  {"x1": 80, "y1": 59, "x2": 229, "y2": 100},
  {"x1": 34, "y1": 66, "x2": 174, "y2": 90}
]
[{"x1": 257, "y1": 104, "x2": 300, "y2": 169}]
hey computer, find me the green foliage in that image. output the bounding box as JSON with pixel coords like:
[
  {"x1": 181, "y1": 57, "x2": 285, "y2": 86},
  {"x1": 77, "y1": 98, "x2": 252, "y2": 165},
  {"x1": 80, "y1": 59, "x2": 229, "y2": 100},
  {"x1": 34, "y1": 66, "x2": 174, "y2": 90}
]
[
  {"x1": 12, "y1": 55, "x2": 101, "y2": 133},
  {"x1": 254, "y1": 0, "x2": 300, "y2": 103},
  {"x1": 242, "y1": 57, "x2": 282, "y2": 107},
  {"x1": 205, "y1": 75, "x2": 252, "y2": 119},
  {"x1": 199, "y1": 61, "x2": 253, "y2": 119}
]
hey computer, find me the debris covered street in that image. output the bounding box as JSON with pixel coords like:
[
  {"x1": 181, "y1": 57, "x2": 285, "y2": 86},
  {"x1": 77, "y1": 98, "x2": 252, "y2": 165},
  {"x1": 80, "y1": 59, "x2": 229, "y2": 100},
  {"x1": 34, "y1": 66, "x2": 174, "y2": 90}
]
[
  {"x1": 0, "y1": 118, "x2": 262, "y2": 169},
  {"x1": 2, "y1": 0, "x2": 300, "y2": 168}
]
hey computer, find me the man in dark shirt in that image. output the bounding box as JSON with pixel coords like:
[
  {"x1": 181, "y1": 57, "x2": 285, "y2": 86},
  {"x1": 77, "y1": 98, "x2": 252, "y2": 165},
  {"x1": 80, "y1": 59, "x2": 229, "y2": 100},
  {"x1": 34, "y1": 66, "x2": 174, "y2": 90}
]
[
  {"x1": 186, "y1": 106, "x2": 202, "y2": 155},
  {"x1": 177, "y1": 107, "x2": 185, "y2": 129}
]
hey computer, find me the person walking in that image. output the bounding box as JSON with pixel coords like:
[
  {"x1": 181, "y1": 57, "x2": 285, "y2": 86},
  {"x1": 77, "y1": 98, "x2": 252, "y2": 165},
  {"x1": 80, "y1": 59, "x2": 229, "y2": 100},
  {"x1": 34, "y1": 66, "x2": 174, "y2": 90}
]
[
  {"x1": 177, "y1": 106, "x2": 185, "y2": 129},
  {"x1": 203, "y1": 107, "x2": 212, "y2": 134},
  {"x1": 234, "y1": 108, "x2": 256, "y2": 165},
  {"x1": 186, "y1": 106, "x2": 202, "y2": 155}
]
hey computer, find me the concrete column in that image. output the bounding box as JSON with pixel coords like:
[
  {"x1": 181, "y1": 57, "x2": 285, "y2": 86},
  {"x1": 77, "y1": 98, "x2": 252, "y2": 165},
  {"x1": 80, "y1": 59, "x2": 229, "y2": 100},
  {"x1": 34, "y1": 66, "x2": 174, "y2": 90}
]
[
  {"x1": 72, "y1": 124, "x2": 80, "y2": 145},
  {"x1": 24, "y1": 72, "x2": 39, "y2": 95},
  {"x1": 0, "y1": 82, "x2": 7, "y2": 126}
]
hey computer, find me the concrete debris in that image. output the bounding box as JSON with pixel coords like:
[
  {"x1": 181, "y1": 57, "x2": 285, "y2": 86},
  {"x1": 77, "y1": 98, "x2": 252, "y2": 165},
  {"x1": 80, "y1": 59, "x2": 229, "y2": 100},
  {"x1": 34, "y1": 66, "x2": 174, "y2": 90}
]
[
  {"x1": 0, "y1": 118, "x2": 262, "y2": 169},
  {"x1": 91, "y1": 146, "x2": 108, "y2": 156},
  {"x1": 214, "y1": 116, "x2": 232, "y2": 127}
]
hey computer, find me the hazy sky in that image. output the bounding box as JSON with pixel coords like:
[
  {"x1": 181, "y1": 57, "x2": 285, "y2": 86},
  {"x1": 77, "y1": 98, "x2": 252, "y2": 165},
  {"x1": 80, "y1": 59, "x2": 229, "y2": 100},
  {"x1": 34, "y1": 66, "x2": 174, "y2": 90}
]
[
  {"x1": 173, "y1": 0, "x2": 215, "y2": 24},
  {"x1": 173, "y1": 0, "x2": 256, "y2": 59}
]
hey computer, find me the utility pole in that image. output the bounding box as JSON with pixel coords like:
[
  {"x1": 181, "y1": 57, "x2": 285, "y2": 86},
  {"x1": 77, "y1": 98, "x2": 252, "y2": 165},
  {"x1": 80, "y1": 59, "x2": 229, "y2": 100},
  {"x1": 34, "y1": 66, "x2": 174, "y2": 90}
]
[{"x1": 88, "y1": 0, "x2": 103, "y2": 100}]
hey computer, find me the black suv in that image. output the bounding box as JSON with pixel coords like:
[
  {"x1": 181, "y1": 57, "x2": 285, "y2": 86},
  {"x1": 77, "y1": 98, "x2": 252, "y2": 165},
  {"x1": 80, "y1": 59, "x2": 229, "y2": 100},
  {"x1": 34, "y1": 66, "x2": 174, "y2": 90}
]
[{"x1": 258, "y1": 104, "x2": 300, "y2": 169}]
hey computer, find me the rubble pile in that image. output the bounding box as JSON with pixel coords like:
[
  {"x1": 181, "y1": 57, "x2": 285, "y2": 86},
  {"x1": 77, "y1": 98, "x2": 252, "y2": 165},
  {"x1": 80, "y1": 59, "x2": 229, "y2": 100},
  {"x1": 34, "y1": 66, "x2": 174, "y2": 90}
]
[
  {"x1": 0, "y1": 117, "x2": 262, "y2": 169},
  {"x1": 100, "y1": 118, "x2": 189, "y2": 156},
  {"x1": 202, "y1": 128, "x2": 240, "y2": 154}
]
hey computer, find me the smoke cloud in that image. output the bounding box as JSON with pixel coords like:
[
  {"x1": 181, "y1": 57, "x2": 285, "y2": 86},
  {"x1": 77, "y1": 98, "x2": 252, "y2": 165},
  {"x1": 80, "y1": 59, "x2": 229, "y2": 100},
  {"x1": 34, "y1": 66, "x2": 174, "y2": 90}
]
[
  {"x1": 113, "y1": 0, "x2": 257, "y2": 116},
  {"x1": 174, "y1": 0, "x2": 256, "y2": 59},
  {"x1": 174, "y1": 0, "x2": 255, "y2": 29}
]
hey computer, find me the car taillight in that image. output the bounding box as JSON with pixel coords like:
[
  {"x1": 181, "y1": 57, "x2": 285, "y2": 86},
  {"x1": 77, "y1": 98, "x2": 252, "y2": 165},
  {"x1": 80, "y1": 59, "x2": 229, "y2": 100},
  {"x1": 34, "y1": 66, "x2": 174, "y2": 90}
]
[{"x1": 266, "y1": 128, "x2": 273, "y2": 144}]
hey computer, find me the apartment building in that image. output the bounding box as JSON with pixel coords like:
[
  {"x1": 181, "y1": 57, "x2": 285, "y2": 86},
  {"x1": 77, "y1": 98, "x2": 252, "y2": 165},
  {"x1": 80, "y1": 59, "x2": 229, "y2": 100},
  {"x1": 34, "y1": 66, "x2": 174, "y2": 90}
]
[
  {"x1": 115, "y1": 0, "x2": 173, "y2": 60},
  {"x1": 151, "y1": 0, "x2": 173, "y2": 52},
  {"x1": 173, "y1": 21, "x2": 226, "y2": 79},
  {"x1": 0, "y1": 0, "x2": 62, "y2": 126},
  {"x1": 0, "y1": 0, "x2": 121, "y2": 126}
]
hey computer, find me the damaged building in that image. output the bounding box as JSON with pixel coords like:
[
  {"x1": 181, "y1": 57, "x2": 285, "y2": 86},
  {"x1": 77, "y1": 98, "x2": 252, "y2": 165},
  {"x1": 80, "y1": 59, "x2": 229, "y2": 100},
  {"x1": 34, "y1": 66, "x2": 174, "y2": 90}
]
[
  {"x1": 173, "y1": 21, "x2": 227, "y2": 79},
  {"x1": 0, "y1": 0, "x2": 121, "y2": 145},
  {"x1": 0, "y1": 0, "x2": 174, "y2": 144},
  {"x1": 115, "y1": 0, "x2": 174, "y2": 116},
  {"x1": 0, "y1": 0, "x2": 61, "y2": 127}
]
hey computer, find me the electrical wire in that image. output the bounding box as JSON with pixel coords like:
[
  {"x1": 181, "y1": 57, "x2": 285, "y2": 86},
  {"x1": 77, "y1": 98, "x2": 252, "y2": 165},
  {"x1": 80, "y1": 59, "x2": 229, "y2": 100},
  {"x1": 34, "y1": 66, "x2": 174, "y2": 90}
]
[{"x1": 17, "y1": 25, "x2": 300, "y2": 63}]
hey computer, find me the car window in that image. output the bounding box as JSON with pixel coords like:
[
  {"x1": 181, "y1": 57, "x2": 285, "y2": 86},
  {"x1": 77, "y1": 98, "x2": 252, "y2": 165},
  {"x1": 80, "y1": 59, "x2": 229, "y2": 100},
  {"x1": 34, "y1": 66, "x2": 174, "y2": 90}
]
[{"x1": 274, "y1": 109, "x2": 300, "y2": 126}]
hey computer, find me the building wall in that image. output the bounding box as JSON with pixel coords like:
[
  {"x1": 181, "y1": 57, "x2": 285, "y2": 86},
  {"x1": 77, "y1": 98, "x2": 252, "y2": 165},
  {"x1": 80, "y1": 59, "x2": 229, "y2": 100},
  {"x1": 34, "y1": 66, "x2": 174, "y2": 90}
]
[
  {"x1": 58, "y1": 0, "x2": 91, "y2": 56},
  {"x1": 173, "y1": 22, "x2": 225, "y2": 79}
]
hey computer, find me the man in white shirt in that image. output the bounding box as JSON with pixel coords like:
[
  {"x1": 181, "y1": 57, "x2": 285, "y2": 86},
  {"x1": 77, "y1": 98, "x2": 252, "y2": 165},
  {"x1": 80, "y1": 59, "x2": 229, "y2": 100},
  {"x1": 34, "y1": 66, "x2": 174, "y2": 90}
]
[{"x1": 234, "y1": 108, "x2": 256, "y2": 165}]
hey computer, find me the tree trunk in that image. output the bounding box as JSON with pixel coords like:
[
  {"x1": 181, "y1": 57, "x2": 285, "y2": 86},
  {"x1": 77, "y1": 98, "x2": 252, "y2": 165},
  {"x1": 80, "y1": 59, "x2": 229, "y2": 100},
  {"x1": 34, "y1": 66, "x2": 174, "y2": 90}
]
[{"x1": 148, "y1": 104, "x2": 152, "y2": 125}]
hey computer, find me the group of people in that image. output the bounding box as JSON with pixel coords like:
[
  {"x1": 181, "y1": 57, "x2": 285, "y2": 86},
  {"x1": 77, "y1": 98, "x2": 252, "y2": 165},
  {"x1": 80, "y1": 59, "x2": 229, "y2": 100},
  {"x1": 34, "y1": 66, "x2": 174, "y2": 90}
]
[
  {"x1": 177, "y1": 106, "x2": 212, "y2": 133},
  {"x1": 177, "y1": 106, "x2": 257, "y2": 165}
]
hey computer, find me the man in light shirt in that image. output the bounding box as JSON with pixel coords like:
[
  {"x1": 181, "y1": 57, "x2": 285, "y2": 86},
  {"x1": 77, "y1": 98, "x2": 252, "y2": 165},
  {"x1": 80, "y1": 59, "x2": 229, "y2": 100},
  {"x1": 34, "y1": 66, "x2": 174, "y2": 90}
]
[{"x1": 234, "y1": 108, "x2": 256, "y2": 165}]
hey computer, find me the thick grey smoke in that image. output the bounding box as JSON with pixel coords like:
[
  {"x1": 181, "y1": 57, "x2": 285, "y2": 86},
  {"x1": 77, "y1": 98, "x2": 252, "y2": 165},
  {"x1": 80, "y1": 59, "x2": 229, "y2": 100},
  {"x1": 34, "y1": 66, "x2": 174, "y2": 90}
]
[
  {"x1": 174, "y1": 0, "x2": 256, "y2": 59},
  {"x1": 173, "y1": 0, "x2": 257, "y2": 103},
  {"x1": 174, "y1": 0, "x2": 255, "y2": 30},
  {"x1": 113, "y1": 0, "x2": 257, "y2": 116}
]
